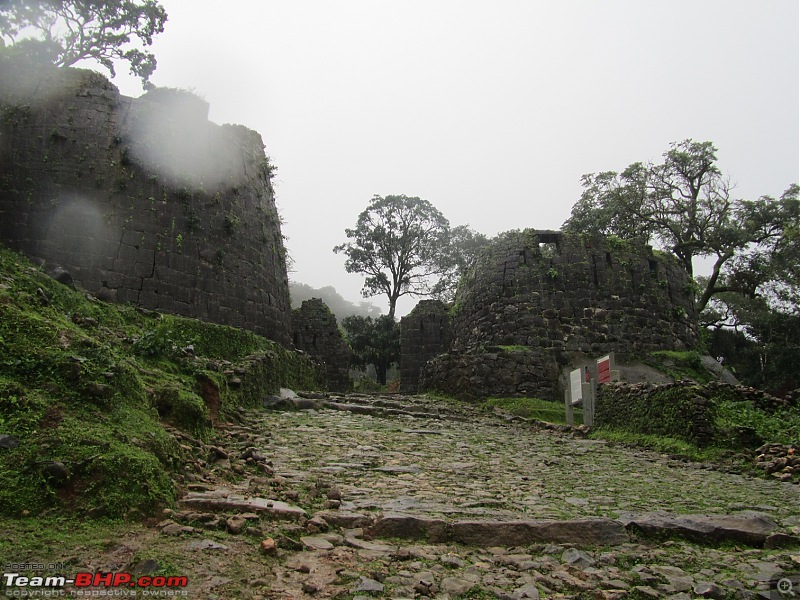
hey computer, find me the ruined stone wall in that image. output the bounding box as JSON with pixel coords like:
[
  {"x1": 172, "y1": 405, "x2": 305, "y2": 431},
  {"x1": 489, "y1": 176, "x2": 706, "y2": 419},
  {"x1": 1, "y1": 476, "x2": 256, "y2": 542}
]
[
  {"x1": 292, "y1": 298, "x2": 351, "y2": 391},
  {"x1": 399, "y1": 300, "x2": 450, "y2": 393},
  {"x1": 0, "y1": 60, "x2": 291, "y2": 345},
  {"x1": 419, "y1": 230, "x2": 698, "y2": 400}
]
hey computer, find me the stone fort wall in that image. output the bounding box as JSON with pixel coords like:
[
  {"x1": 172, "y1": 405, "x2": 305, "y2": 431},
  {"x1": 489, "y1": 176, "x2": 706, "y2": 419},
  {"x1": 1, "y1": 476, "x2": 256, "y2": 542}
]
[
  {"x1": 399, "y1": 300, "x2": 450, "y2": 393},
  {"x1": 0, "y1": 60, "x2": 292, "y2": 345},
  {"x1": 291, "y1": 298, "x2": 352, "y2": 391},
  {"x1": 414, "y1": 230, "x2": 699, "y2": 400}
]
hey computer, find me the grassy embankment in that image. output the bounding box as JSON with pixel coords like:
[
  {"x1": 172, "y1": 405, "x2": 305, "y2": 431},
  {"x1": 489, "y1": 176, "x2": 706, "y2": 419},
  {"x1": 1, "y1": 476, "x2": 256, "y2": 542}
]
[
  {"x1": 482, "y1": 350, "x2": 799, "y2": 466},
  {"x1": 0, "y1": 244, "x2": 320, "y2": 519}
]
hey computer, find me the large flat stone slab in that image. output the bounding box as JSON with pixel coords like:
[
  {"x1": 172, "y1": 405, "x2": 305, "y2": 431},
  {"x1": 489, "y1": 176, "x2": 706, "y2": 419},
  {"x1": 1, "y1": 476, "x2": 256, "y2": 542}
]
[
  {"x1": 365, "y1": 514, "x2": 450, "y2": 542},
  {"x1": 451, "y1": 518, "x2": 629, "y2": 547},
  {"x1": 180, "y1": 490, "x2": 307, "y2": 520},
  {"x1": 313, "y1": 510, "x2": 374, "y2": 529},
  {"x1": 365, "y1": 515, "x2": 628, "y2": 546},
  {"x1": 618, "y1": 512, "x2": 779, "y2": 546}
]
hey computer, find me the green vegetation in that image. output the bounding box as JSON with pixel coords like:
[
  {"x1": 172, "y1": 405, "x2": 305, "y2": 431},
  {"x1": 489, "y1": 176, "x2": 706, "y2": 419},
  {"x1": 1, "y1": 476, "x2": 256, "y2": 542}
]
[
  {"x1": 0, "y1": 516, "x2": 143, "y2": 564},
  {"x1": 646, "y1": 350, "x2": 712, "y2": 383},
  {"x1": 334, "y1": 194, "x2": 487, "y2": 315},
  {"x1": 0, "y1": 245, "x2": 321, "y2": 519},
  {"x1": 341, "y1": 314, "x2": 399, "y2": 386},
  {"x1": 484, "y1": 397, "x2": 583, "y2": 425},
  {"x1": 496, "y1": 345, "x2": 531, "y2": 353},
  {"x1": 563, "y1": 139, "x2": 799, "y2": 316},
  {"x1": 712, "y1": 390, "x2": 800, "y2": 447},
  {"x1": 596, "y1": 379, "x2": 799, "y2": 455},
  {"x1": 0, "y1": 0, "x2": 168, "y2": 86},
  {"x1": 589, "y1": 429, "x2": 724, "y2": 462}
]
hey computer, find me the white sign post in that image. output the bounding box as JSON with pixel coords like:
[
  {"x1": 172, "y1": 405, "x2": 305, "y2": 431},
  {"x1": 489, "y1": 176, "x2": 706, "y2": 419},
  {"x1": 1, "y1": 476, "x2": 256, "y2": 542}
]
[
  {"x1": 565, "y1": 366, "x2": 596, "y2": 426},
  {"x1": 564, "y1": 368, "x2": 584, "y2": 426},
  {"x1": 569, "y1": 368, "x2": 583, "y2": 404},
  {"x1": 583, "y1": 379, "x2": 595, "y2": 426}
]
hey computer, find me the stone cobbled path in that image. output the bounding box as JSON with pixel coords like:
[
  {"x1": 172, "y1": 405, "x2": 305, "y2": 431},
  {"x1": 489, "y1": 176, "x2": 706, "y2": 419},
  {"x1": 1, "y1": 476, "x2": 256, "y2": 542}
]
[{"x1": 170, "y1": 393, "x2": 800, "y2": 599}]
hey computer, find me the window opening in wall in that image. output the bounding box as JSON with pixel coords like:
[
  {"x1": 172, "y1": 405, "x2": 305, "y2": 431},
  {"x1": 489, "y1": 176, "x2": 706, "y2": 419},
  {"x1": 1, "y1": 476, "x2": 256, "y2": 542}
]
[
  {"x1": 591, "y1": 256, "x2": 600, "y2": 289},
  {"x1": 312, "y1": 334, "x2": 317, "y2": 348},
  {"x1": 606, "y1": 252, "x2": 612, "y2": 267},
  {"x1": 539, "y1": 243, "x2": 558, "y2": 258},
  {"x1": 648, "y1": 259, "x2": 658, "y2": 278}
]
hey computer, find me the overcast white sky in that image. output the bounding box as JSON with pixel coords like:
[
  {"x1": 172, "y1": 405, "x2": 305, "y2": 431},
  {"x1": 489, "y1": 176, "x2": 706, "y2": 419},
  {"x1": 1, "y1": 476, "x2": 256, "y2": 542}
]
[{"x1": 106, "y1": 1, "x2": 799, "y2": 318}]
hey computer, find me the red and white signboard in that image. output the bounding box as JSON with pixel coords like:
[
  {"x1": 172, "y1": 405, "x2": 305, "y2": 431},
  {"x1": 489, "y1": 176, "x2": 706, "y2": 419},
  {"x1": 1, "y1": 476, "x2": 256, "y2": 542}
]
[{"x1": 597, "y1": 354, "x2": 611, "y2": 384}]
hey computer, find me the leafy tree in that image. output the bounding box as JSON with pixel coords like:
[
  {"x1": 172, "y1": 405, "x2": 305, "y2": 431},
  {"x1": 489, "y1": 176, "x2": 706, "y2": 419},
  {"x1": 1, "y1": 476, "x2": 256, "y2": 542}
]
[
  {"x1": 704, "y1": 293, "x2": 800, "y2": 396},
  {"x1": 0, "y1": 0, "x2": 167, "y2": 85},
  {"x1": 341, "y1": 315, "x2": 400, "y2": 386},
  {"x1": 431, "y1": 224, "x2": 489, "y2": 302},
  {"x1": 334, "y1": 194, "x2": 451, "y2": 320},
  {"x1": 722, "y1": 185, "x2": 800, "y2": 308},
  {"x1": 563, "y1": 140, "x2": 797, "y2": 314}
]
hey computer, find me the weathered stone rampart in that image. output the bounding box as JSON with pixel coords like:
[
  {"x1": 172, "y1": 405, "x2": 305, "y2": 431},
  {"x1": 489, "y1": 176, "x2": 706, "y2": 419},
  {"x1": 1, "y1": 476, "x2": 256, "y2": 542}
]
[
  {"x1": 0, "y1": 60, "x2": 291, "y2": 345},
  {"x1": 292, "y1": 298, "x2": 351, "y2": 391},
  {"x1": 399, "y1": 300, "x2": 450, "y2": 393},
  {"x1": 418, "y1": 230, "x2": 698, "y2": 399}
]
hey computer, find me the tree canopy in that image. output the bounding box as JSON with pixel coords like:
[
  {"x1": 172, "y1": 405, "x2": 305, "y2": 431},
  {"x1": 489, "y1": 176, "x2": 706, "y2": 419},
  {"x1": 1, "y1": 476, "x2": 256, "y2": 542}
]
[
  {"x1": 563, "y1": 140, "x2": 798, "y2": 314},
  {"x1": 340, "y1": 314, "x2": 400, "y2": 386},
  {"x1": 334, "y1": 194, "x2": 451, "y2": 320},
  {"x1": 334, "y1": 195, "x2": 486, "y2": 317},
  {"x1": 0, "y1": 0, "x2": 167, "y2": 85},
  {"x1": 431, "y1": 224, "x2": 489, "y2": 302}
]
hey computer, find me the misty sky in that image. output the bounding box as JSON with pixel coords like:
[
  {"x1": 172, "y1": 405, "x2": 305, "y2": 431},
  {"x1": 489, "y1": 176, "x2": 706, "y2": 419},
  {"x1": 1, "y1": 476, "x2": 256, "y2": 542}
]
[{"x1": 102, "y1": 1, "x2": 799, "y2": 318}]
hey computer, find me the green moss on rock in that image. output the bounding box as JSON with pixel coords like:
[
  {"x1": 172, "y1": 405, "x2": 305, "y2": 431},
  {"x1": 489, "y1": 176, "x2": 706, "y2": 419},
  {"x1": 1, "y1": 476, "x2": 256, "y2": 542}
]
[{"x1": 0, "y1": 244, "x2": 324, "y2": 519}]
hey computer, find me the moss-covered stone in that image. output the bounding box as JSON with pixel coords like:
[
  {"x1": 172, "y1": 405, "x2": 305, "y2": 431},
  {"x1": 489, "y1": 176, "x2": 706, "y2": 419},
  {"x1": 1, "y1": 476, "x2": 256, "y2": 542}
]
[{"x1": 0, "y1": 244, "x2": 324, "y2": 518}]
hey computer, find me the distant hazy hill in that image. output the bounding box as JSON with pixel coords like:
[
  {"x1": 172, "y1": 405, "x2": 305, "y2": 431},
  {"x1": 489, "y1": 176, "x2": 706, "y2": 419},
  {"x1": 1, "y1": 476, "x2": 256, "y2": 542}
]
[{"x1": 289, "y1": 282, "x2": 382, "y2": 322}]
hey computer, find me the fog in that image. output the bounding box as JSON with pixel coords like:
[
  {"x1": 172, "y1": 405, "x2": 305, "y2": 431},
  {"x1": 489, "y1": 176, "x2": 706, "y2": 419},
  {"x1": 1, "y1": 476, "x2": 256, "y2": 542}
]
[{"x1": 96, "y1": 1, "x2": 799, "y2": 317}]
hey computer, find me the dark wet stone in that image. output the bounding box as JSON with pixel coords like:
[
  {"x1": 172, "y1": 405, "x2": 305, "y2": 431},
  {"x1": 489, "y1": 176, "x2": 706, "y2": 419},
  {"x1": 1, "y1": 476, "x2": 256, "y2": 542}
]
[
  {"x1": 0, "y1": 434, "x2": 19, "y2": 449},
  {"x1": 48, "y1": 266, "x2": 75, "y2": 288},
  {"x1": 130, "y1": 559, "x2": 161, "y2": 575},
  {"x1": 450, "y1": 518, "x2": 629, "y2": 547},
  {"x1": 366, "y1": 514, "x2": 450, "y2": 542},
  {"x1": 693, "y1": 582, "x2": 727, "y2": 598},
  {"x1": 561, "y1": 547, "x2": 596, "y2": 568},
  {"x1": 619, "y1": 512, "x2": 778, "y2": 546},
  {"x1": 42, "y1": 461, "x2": 69, "y2": 486},
  {"x1": 226, "y1": 514, "x2": 247, "y2": 534},
  {"x1": 763, "y1": 532, "x2": 800, "y2": 548},
  {"x1": 366, "y1": 516, "x2": 629, "y2": 547}
]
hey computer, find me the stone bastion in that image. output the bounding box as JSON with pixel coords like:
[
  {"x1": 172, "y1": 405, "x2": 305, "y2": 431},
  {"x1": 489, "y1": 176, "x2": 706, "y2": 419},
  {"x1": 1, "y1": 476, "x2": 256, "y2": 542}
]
[
  {"x1": 0, "y1": 60, "x2": 292, "y2": 346},
  {"x1": 404, "y1": 229, "x2": 699, "y2": 400}
]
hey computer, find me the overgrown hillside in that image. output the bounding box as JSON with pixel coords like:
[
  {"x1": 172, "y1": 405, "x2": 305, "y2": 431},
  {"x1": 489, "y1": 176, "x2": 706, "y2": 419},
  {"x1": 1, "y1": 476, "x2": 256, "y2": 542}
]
[{"x1": 0, "y1": 245, "x2": 322, "y2": 518}]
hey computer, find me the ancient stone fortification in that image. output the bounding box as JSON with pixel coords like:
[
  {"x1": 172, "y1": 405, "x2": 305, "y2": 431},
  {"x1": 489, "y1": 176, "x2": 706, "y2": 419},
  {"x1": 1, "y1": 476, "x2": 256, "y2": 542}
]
[
  {"x1": 0, "y1": 60, "x2": 291, "y2": 345},
  {"x1": 418, "y1": 230, "x2": 698, "y2": 400},
  {"x1": 292, "y1": 298, "x2": 352, "y2": 391},
  {"x1": 399, "y1": 300, "x2": 450, "y2": 393}
]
